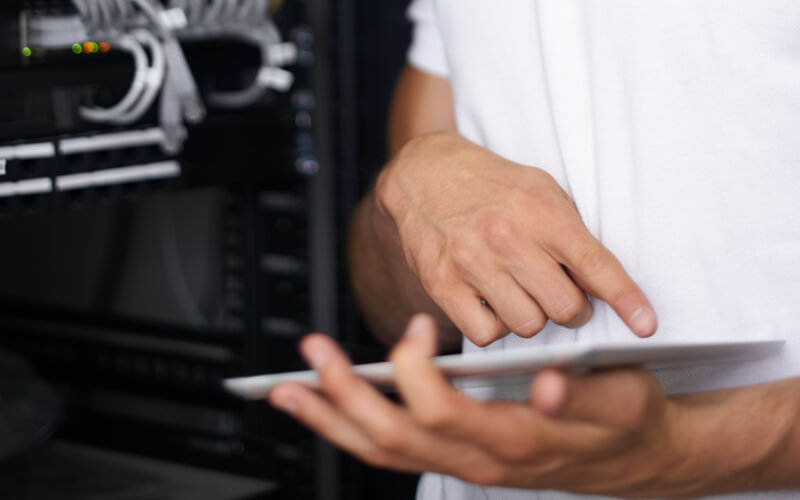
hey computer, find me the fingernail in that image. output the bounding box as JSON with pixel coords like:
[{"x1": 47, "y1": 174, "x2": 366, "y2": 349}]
[
  {"x1": 404, "y1": 314, "x2": 429, "y2": 338},
  {"x1": 532, "y1": 370, "x2": 568, "y2": 416},
  {"x1": 307, "y1": 347, "x2": 327, "y2": 369},
  {"x1": 273, "y1": 397, "x2": 298, "y2": 415},
  {"x1": 630, "y1": 307, "x2": 657, "y2": 336}
]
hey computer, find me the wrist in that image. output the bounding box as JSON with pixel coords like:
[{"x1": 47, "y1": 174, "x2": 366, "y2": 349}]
[
  {"x1": 376, "y1": 130, "x2": 463, "y2": 222},
  {"x1": 663, "y1": 380, "x2": 800, "y2": 497}
]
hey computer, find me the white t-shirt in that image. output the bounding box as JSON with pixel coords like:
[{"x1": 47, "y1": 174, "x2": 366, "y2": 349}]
[{"x1": 406, "y1": 1, "x2": 800, "y2": 499}]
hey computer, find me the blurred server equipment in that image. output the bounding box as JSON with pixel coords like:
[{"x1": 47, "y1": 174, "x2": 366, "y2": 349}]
[{"x1": 0, "y1": 1, "x2": 335, "y2": 499}]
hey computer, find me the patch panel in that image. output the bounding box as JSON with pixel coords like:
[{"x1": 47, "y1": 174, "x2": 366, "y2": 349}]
[
  {"x1": 55, "y1": 159, "x2": 180, "y2": 190},
  {"x1": 0, "y1": 137, "x2": 182, "y2": 213},
  {"x1": 58, "y1": 127, "x2": 168, "y2": 153},
  {"x1": 0, "y1": 0, "x2": 311, "y2": 213},
  {"x1": 0, "y1": 177, "x2": 53, "y2": 197}
]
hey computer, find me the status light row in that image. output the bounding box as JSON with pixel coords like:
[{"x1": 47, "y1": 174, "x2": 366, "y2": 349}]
[
  {"x1": 73, "y1": 42, "x2": 112, "y2": 54},
  {"x1": 20, "y1": 42, "x2": 112, "y2": 57}
]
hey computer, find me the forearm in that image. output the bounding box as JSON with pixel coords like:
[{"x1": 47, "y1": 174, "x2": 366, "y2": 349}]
[
  {"x1": 666, "y1": 377, "x2": 800, "y2": 498},
  {"x1": 348, "y1": 65, "x2": 460, "y2": 348},
  {"x1": 347, "y1": 185, "x2": 461, "y2": 349}
]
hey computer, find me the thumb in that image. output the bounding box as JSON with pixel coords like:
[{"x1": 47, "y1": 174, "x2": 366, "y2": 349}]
[
  {"x1": 390, "y1": 313, "x2": 439, "y2": 362},
  {"x1": 530, "y1": 368, "x2": 661, "y2": 429}
]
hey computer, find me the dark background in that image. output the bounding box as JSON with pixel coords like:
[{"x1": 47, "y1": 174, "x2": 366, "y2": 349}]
[
  {"x1": 0, "y1": 0, "x2": 424, "y2": 498},
  {"x1": 341, "y1": 1, "x2": 421, "y2": 497}
]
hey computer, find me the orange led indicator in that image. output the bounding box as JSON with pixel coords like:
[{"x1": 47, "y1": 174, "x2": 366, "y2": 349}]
[
  {"x1": 82, "y1": 42, "x2": 94, "y2": 54},
  {"x1": 99, "y1": 42, "x2": 111, "y2": 53}
]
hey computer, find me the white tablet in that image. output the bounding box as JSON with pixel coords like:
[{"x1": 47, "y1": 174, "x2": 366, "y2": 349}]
[{"x1": 223, "y1": 339, "x2": 784, "y2": 400}]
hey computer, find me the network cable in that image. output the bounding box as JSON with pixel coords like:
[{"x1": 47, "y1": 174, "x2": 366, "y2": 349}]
[
  {"x1": 130, "y1": 0, "x2": 206, "y2": 123},
  {"x1": 79, "y1": 33, "x2": 150, "y2": 123},
  {"x1": 62, "y1": 0, "x2": 295, "y2": 146},
  {"x1": 159, "y1": 71, "x2": 188, "y2": 154},
  {"x1": 107, "y1": 29, "x2": 166, "y2": 125},
  {"x1": 205, "y1": 21, "x2": 292, "y2": 109}
]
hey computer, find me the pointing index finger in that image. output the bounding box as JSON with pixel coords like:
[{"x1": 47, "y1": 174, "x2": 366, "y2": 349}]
[{"x1": 556, "y1": 235, "x2": 657, "y2": 337}]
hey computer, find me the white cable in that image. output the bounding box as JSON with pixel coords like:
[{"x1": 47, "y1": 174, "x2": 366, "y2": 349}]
[
  {"x1": 219, "y1": 0, "x2": 238, "y2": 24},
  {"x1": 113, "y1": 0, "x2": 131, "y2": 24},
  {"x1": 72, "y1": 0, "x2": 89, "y2": 19},
  {"x1": 186, "y1": 0, "x2": 205, "y2": 31},
  {"x1": 168, "y1": 0, "x2": 189, "y2": 20},
  {"x1": 159, "y1": 68, "x2": 188, "y2": 153},
  {"x1": 128, "y1": 0, "x2": 170, "y2": 36},
  {"x1": 79, "y1": 34, "x2": 150, "y2": 122},
  {"x1": 107, "y1": 29, "x2": 166, "y2": 124},
  {"x1": 203, "y1": 0, "x2": 226, "y2": 28},
  {"x1": 130, "y1": 0, "x2": 206, "y2": 122},
  {"x1": 238, "y1": 0, "x2": 261, "y2": 23},
  {"x1": 71, "y1": 0, "x2": 91, "y2": 30},
  {"x1": 242, "y1": 0, "x2": 259, "y2": 23},
  {"x1": 232, "y1": 0, "x2": 248, "y2": 22},
  {"x1": 183, "y1": 0, "x2": 202, "y2": 33},
  {"x1": 60, "y1": 0, "x2": 284, "y2": 120},
  {"x1": 96, "y1": 0, "x2": 112, "y2": 32},
  {"x1": 85, "y1": 0, "x2": 101, "y2": 32},
  {"x1": 252, "y1": 0, "x2": 267, "y2": 22},
  {"x1": 216, "y1": 0, "x2": 231, "y2": 24},
  {"x1": 205, "y1": 20, "x2": 291, "y2": 109},
  {"x1": 102, "y1": 0, "x2": 125, "y2": 33}
]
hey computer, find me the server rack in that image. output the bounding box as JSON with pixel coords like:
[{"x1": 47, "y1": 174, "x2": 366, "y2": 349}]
[{"x1": 0, "y1": 1, "x2": 342, "y2": 498}]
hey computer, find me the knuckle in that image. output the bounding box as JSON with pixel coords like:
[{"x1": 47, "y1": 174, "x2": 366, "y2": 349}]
[
  {"x1": 467, "y1": 326, "x2": 503, "y2": 347},
  {"x1": 372, "y1": 428, "x2": 407, "y2": 453},
  {"x1": 362, "y1": 413, "x2": 409, "y2": 452},
  {"x1": 496, "y1": 441, "x2": 537, "y2": 463},
  {"x1": 315, "y1": 365, "x2": 346, "y2": 395},
  {"x1": 420, "y1": 262, "x2": 449, "y2": 298},
  {"x1": 481, "y1": 213, "x2": 518, "y2": 253},
  {"x1": 550, "y1": 299, "x2": 584, "y2": 325},
  {"x1": 449, "y1": 236, "x2": 480, "y2": 270},
  {"x1": 511, "y1": 315, "x2": 547, "y2": 337},
  {"x1": 415, "y1": 404, "x2": 457, "y2": 431},
  {"x1": 618, "y1": 377, "x2": 652, "y2": 429},
  {"x1": 461, "y1": 465, "x2": 508, "y2": 486},
  {"x1": 576, "y1": 244, "x2": 611, "y2": 275}
]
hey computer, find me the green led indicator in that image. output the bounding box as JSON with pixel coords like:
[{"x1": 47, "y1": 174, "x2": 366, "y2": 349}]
[
  {"x1": 22, "y1": 47, "x2": 32, "y2": 57},
  {"x1": 91, "y1": 42, "x2": 99, "y2": 53},
  {"x1": 72, "y1": 43, "x2": 82, "y2": 54}
]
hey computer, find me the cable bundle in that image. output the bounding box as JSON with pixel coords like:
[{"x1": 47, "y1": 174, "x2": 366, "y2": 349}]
[
  {"x1": 169, "y1": 0, "x2": 297, "y2": 109},
  {"x1": 66, "y1": 0, "x2": 297, "y2": 151},
  {"x1": 169, "y1": 0, "x2": 269, "y2": 33},
  {"x1": 79, "y1": 30, "x2": 166, "y2": 125}
]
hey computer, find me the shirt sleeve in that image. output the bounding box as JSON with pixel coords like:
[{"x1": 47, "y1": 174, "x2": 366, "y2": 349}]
[{"x1": 406, "y1": 0, "x2": 450, "y2": 78}]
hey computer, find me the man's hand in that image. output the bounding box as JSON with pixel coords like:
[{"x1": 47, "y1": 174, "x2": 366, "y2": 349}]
[
  {"x1": 349, "y1": 68, "x2": 652, "y2": 347},
  {"x1": 376, "y1": 132, "x2": 656, "y2": 346},
  {"x1": 270, "y1": 315, "x2": 800, "y2": 498}
]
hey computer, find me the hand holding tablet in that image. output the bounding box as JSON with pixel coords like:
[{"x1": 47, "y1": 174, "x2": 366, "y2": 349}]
[{"x1": 224, "y1": 339, "x2": 784, "y2": 400}]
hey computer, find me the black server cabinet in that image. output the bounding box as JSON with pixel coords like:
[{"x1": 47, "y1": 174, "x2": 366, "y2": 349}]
[
  {"x1": 0, "y1": 0, "x2": 424, "y2": 498},
  {"x1": 0, "y1": 1, "x2": 341, "y2": 499}
]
